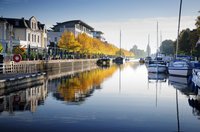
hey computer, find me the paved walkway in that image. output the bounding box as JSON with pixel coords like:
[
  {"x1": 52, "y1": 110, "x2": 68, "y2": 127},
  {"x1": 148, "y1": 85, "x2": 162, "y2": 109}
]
[{"x1": 0, "y1": 72, "x2": 45, "y2": 81}]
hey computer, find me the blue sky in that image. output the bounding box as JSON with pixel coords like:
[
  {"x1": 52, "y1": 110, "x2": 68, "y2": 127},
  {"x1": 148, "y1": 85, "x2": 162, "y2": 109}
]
[{"x1": 0, "y1": 0, "x2": 200, "y2": 52}]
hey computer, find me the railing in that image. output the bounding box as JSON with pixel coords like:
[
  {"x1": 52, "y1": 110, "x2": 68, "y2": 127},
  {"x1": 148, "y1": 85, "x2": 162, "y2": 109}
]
[{"x1": 2, "y1": 59, "x2": 97, "y2": 74}]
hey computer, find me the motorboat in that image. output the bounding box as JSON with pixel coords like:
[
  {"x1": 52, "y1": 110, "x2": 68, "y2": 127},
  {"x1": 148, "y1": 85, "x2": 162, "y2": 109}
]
[
  {"x1": 113, "y1": 56, "x2": 124, "y2": 65},
  {"x1": 168, "y1": 60, "x2": 192, "y2": 76},
  {"x1": 147, "y1": 60, "x2": 167, "y2": 73},
  {"x1": 192, "y1": 69, "x2": 200, "y2": 87},
  {"x1": 139, "y1": 58, "x2": 145, "y2": 63}
]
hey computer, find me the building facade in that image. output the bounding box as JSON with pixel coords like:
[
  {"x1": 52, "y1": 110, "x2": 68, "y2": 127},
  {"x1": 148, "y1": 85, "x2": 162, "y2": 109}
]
[
  {"x1": 92, "y1": 31, "x2": 106, "y2": 42},
  {"x1": 48, "y1": 20, "x2": 94, "y2": 44},
  {"x1": 0, "y1": 16, "x2": 47, "y2": 57}
]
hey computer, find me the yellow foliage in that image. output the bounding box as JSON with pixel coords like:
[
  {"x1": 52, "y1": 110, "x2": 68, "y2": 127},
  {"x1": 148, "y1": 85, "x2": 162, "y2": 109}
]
[
  {"x1": 58, "y1": 31, "x2": 134, "y2": 57},
  {"x1": 57, "y1": 65, "x2": 118, "y2": 102},
  {"x1": 13, "y1": 46, "x2": 26, "y2": 55},
  {"x1": 58, "y1": 31, "x2": 81, "y2": 52}
]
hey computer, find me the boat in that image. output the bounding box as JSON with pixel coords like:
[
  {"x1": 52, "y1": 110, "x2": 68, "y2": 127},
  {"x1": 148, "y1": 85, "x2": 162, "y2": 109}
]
[
  {"x1": 147, "y1": 60, "x2": 167, "y2": 73},
  {"x1": 192, "y1": 69, "x2": 200, "y2": 87},
  {"x1": 113, "y1": 30, "x2": 124, "y2": 65},
  {"x1": 139, "y1": 58, "x2": 145, "y2": 63},
  {"x1": 147, "y1": 22, "x2": 167, "y2": 73},
  {"x1": 113, "y1": 56, "x2": 124, "y2": 65},
  {"x1": 145, "y1": 56, "x2": 152, "y2": 64},
  {"x1": 168, "y1": 0, "x2": 192, "y2": 77},
  {"x1": 168, "y1": 60, "x2": 192, "y2": 76}
]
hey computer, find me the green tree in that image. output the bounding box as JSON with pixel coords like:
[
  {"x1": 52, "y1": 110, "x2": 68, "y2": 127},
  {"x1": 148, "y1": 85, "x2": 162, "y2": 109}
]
[
  {"x1": 178, "y1": 29, "x2": 191, "y2": 55},
  {"x1": 160, "y1": 40, "x2": 175, "y2": 55},
  {"x1": 130, "y1": 45, "x2": 145, "y2": 58},
  {"x1": 195, "y1": 16, "x2": 200, "y2": 36}
]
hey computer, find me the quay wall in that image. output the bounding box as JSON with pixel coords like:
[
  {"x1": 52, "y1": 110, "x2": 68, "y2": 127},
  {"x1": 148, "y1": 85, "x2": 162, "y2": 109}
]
[
  {"x1": 3, "y1": 59, "x2": 97, "y2": 74},
  {"x1": 0, "y1": 59, "x2": 98, "y2": 89}
]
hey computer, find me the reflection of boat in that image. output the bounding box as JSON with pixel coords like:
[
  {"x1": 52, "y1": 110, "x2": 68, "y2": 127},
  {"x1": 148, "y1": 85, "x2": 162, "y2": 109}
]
[
  {"x1": 192, "y1": 69, "x2": 200, "y2": 87},
  {"x1": 168, "y1": 60, "x2": 192, "y2": 76},
  {"x1": 148, "y1": 73, "x2": 167, "y2": 81},
  {"x1": 169, "y1": 75, "x2": 190, "y2": 85},
  {"x1": 169, "y1": 75, "x2": 191, "y2": 90},
  {"x1": 96, "y1": 57, "x2": 111, "y2": 67}
]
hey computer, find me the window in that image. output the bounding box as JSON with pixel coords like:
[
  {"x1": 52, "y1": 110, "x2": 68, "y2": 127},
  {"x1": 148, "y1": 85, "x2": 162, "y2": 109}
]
[
  {"x1": 38, "y1": 36, "x2": 39, "y2": 43},
  {"x1": 34, "y1": 35, "x2": 36, "y2": 42},
  {"x1": 28, "y1": 33, "x2": 30, "y2": 41},
  {"x1": 32, "y1": 34, "x2": 34, "y2": 42}
]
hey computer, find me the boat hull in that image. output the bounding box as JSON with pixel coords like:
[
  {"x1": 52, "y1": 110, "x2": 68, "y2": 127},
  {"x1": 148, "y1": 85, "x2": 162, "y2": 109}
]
[
  {"x1": 147, "y1": 66, "x2": 166, "y2": 73},
  {"x1": 168, "y1": 68, "x2": 192, "y2": 76},
  {"x1": 192, "y1": 69, "x2": 200, "y2": 87}
]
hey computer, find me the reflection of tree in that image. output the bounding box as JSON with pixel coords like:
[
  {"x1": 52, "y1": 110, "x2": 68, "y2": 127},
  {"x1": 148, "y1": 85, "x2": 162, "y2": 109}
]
[{"x1": 56, "y1": 66, "x2": 118, "y2": 103}]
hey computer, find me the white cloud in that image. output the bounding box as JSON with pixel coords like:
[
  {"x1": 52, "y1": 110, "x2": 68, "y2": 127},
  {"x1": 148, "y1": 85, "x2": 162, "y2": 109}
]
[{"x1": 90, "y1": 16, "x2": 197, "y2": 53}]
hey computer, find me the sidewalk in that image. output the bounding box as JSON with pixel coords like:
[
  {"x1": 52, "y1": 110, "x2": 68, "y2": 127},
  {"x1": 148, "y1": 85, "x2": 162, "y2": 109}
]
[{"x1": 0, "y1": 72, "x2": 46, "y2": 82}]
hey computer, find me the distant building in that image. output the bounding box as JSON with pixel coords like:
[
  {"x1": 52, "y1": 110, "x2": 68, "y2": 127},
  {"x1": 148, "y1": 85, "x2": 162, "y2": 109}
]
[
  {"x1": 0, "y1": 16, "x2": 47, "y2": 56},
  {"x1": 92, "y1": 31, "x2": 106, "y2": 42},
  {"x1": 48, "y1": 20, "x2": 94, "y2": 45}
]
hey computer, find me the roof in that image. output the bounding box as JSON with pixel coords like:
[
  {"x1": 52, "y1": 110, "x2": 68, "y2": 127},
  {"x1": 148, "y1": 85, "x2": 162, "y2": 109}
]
[
  {"x1": 52, "y1": 20, "x2": 94, "y2": 31},
  {"x1": 0, "y1": 17, "x2": 45, "y2": 30},
  {"x1": 0, "y1": 17, "x2": 28, "y2": 28},
  {"x1": 92, "y1": 31, "x2": 104, "y2": 34}
]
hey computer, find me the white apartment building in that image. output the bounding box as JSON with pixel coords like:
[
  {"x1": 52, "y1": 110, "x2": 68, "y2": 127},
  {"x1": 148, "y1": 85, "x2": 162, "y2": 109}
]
[
  {"x1": 0, "y1": 16, "x2": 47, "y2": 56},
  {"x1": 47, "y1": 20, "x2": 94, "y2": 44},
  {"x1": 92, "y1": 31, "x2": 106, "y2": 42}
]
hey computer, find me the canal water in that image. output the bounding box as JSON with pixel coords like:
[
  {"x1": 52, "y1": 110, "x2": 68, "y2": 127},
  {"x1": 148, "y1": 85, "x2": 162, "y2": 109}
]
[{"x1": 0, "y1": 61, "x2": 200, "y2": 132}]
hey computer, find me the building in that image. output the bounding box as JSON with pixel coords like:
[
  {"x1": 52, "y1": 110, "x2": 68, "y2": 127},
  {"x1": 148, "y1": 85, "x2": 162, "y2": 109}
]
[
  {"x1": 48, "y1": 20, "x2": 94, "y2": 44},
  {"x1": 92, "y1": 31, "x2": 106, "y2": 42},
  {"x1": 0, "y1": 16, "x2": 47, "y2": 57}
]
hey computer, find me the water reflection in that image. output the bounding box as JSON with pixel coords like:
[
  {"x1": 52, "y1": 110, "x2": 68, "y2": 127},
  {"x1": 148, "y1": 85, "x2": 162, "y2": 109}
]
[
  {"x1": 1, "y1": 62, "x2": 200, "y2": 132},
  {"x1": 0, "y1": 80, "x2": 48, "y2": 114},
  {"x1": 169, "y1": 75, "x2": 200, "y2": 122},
  {"x1": 50, "y1": 65, "x2": 118, "y2": 103}
]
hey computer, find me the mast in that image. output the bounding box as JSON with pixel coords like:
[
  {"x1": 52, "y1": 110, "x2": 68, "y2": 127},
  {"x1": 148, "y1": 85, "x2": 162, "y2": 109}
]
[
  {"x1": 120, "y1": 30, "x2": 122, "y2": 56},
  {"x1": 175, "y1": 0, "x2": 183, "y2": 59},
  {"x1": 148, "y1": 34, "x2": 150, "y2": 56},
  {"x1": 157, "y1": 21, "x2": 159, "y2": 57},
  {"x1": 175, "y1": 1, "x2": 182, "y2": 131}
]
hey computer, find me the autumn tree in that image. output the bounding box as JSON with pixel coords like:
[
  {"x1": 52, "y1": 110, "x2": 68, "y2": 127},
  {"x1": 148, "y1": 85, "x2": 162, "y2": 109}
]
[{"x1": 58, "y1": 31, "x2": 81, "y2": 52}]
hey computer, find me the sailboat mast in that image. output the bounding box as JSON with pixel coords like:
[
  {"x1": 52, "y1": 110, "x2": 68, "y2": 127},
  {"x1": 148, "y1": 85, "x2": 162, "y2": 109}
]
[
  {"x1": 176, "y1": 0, "x2": 183, "y2": 59},
  {"x1": 148, "y1": 34, "x2": 150, "y2": 56},
  {"x1": 157, "y1": 22, "x2": 159, "y2": 57},
  {"x1": 120, "y1": 30, "x2": 122, "y2": 56}
]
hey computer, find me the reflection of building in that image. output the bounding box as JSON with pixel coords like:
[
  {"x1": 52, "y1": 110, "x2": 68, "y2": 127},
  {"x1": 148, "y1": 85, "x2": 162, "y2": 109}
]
[
  {"x1": 0, "y1": 16, "x2": 47, "y2": 57},
  {"x1": 0, "y1": 81, "x2": 48, "y2": 113}
]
